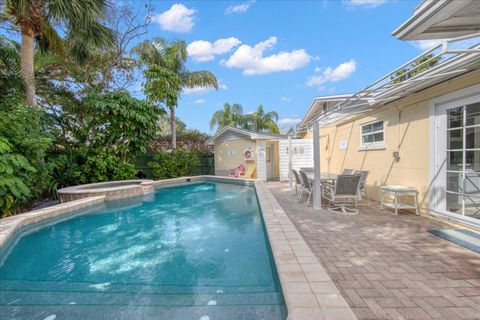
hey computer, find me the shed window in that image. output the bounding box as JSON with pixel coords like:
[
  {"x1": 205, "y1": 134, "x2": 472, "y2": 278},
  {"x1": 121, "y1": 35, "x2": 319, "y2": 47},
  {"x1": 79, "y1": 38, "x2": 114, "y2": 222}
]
[{"x1": 361, "y1": 120, "x2": 384, "y2": 146}]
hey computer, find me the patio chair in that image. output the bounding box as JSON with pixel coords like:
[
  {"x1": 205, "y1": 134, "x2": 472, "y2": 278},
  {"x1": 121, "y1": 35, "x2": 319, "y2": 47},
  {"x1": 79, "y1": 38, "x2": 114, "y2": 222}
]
[
  {"x1": 341, "y1": 168, "x2": 354, "y2": 175},
  {"x1": 291, "y1": 169, "x2": 302, "y2": 197},
  {"x1": 227, "y1": 164, "x2": 245, "y2": 178},
  {"x1": 354, "y1": 170, "x2": 370, "y2": 202},
  {"x1": 298, "y1": 170, "x2": 313, "y2": 205},
  {"x1": 241, "y1": 164, "x2": 256, "y2": 179},
  {"x1": 300, "y1": 167, "x2": 314, "y2": 173},
  {"x1": 322, "y1": 174, "x2": 361, "y2": 215}
]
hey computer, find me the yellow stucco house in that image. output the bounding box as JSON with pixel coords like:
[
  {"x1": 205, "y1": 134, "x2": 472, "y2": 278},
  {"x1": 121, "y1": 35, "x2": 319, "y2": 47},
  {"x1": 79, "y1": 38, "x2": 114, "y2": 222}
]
[{"x1": 297, "y1": 0, "x2": 480, "y2": 228}]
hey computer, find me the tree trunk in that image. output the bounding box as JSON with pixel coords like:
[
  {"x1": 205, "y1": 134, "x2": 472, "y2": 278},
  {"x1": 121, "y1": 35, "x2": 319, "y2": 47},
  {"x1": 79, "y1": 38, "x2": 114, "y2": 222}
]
[
  {"x1": 170, "y1": 106, "x2": 176, "y2": 149},
  {"x1": 20, "y1": 24, "x2": 36, "y2": 106}
]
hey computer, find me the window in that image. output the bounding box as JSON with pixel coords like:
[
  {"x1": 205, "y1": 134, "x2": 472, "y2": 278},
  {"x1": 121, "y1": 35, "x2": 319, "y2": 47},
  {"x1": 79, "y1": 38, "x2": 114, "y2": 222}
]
[{"x1": 360, "y1": 120, "x2": 385, "y2": 147}]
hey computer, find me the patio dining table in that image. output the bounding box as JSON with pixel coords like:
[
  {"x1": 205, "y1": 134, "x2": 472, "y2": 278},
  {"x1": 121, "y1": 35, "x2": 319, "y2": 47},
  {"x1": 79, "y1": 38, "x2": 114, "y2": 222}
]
[{"x1": 306, "y1": 172, "x2": 338, "y2": 183}]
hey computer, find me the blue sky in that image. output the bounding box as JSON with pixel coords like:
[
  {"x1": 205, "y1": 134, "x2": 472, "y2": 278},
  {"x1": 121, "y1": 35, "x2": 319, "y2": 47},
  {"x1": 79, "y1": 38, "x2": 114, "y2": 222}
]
[
  {"x1": 143, "y1": 0, "x2": 434, "y2": 134},
  {"x1": 5, "y1": 0, "x2": 439, "y2": 134}
]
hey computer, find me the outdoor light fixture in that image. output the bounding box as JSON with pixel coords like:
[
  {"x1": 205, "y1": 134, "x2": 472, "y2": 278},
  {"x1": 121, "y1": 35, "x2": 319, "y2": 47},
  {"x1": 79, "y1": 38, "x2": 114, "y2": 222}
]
[{"x1": 393, "y1": 151, "x2": 400, "y2": 162}]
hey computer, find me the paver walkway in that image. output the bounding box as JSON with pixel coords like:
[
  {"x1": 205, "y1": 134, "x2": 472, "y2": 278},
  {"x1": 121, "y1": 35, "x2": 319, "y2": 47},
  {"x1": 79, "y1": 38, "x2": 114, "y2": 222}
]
[{"x1": 267, "y1": 182, "x2": 480, "y2": 320}]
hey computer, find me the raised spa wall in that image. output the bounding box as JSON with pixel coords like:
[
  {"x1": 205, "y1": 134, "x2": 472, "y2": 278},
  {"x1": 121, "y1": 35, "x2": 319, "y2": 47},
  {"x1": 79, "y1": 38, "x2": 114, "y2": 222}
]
[{"x1": 57, "y1": 180, "x2": 155, "y2": 203}]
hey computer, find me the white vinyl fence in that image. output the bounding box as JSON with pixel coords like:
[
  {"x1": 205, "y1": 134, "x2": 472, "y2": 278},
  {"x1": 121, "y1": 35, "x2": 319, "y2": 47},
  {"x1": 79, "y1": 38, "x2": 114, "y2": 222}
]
[{"x1": 279, "y1": 139, "x2": 314, "y2": 181}]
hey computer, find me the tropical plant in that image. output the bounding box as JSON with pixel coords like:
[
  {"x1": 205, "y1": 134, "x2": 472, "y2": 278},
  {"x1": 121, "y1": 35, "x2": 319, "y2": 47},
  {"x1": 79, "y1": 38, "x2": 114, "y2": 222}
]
[
  {"x1": 3, "y1": 0, "x2": 115, "y2": 105},
  {"x1": 0, "y1": 95, "x2": 53, "y2": 201},
  {"x1": 209, "y1": 103, "x2": 244, "y2": 131},
  {"x1": 244, "y1": 105, "x2": 279, "y2": 133},
  {"x1": 149, "y1": 149, "x2": 200, "y2": 179},
  {"x1": 209, "y1": 103, "x2": 279, "y2": 134},
  {"x1": 55, "y1": 92, "x2": 163, "y2": 160},
  {"x1": 133, "y1": 37, "x2": 218, "y2": 148},
  {"x1": 0, "y1": 35, "x2": 21, "y2": 94},
  {"x1": 79, "y1": 153, "x2": 138, "y2": 183},
  {"x1": 0, "y1": 137, "x2": 36, "y2": 217}
]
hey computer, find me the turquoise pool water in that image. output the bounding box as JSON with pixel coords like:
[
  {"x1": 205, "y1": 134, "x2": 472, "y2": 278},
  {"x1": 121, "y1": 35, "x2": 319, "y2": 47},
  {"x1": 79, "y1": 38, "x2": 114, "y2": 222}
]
[{"x1": 0, "y1": 182, "x2": 286, "y2": 320}]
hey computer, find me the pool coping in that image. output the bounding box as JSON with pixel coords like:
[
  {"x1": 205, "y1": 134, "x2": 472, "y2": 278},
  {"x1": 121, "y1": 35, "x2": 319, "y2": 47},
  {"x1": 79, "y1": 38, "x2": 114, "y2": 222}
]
[
  {"x1": 0, "y1": 176, "x2": 356, "y2": 320},
  {"x1": 254, "y1": 181, "x2": 357, "y2": 320}
]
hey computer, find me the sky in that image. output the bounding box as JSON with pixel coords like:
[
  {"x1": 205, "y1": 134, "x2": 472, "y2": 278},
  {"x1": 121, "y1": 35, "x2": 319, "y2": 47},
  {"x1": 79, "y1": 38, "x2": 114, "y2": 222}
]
[
  {"x1": 4, "y1": 0, "x2": 441, "y2": 134},
  {"x1": 140, "y1": 0, "x2": 437, "y2": 134}
]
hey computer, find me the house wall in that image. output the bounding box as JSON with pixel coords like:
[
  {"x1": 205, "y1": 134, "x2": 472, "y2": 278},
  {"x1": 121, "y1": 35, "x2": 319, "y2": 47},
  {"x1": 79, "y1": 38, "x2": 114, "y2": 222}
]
[
  {"x1": 309, "y1": 69, "x2": 480, "y2": 215},
  {"x1": 214, "y1": 139, "x2": 257, "y2": 177}
]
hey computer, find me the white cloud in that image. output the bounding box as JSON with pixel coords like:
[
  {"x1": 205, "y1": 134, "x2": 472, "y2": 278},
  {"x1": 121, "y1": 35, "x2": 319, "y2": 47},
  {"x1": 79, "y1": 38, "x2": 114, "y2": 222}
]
[
  {"x1": 281, "y1": 96, "x2": 291, "y2": 102},
  {"x1": 187, "y1": 38, "x2": 241, "y2": 62},
  {"x1": 278, "y1": 118, "x2": 302, "y2": 126},
  {"x1": 225, "y1": 0, "x2": 256, "y2": 14},
  {"x1": 223, "y1": 36, "x2": 311, "y2": 76},
  {"x1": 306, "y1": 59, "x2": 357, "y2": 87},
  {"x1": 153, "y1": 4, "x2": 196, "y2": 33},
  {"x1": 193, "y1": 98, "x2": 206, "y2": 104},
  {"x1": 412, "y1": 39, "x2": 444, "y2": 51},
  {"x1": 183, "y1": 80, "x2": 228, "y2": 95},
  {"x1": 344, "y1": 0, "x2": 386, "y2": 8}
]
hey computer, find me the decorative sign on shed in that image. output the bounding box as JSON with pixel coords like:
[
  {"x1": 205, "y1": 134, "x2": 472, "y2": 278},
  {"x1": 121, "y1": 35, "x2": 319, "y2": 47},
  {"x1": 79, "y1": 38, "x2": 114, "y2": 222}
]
[
  {"x1": 243, "y1": 148, "x2": 254, "y2": 161},
  {"x1": 339, "y1": 140, "x2": 348, "y2": 150}
]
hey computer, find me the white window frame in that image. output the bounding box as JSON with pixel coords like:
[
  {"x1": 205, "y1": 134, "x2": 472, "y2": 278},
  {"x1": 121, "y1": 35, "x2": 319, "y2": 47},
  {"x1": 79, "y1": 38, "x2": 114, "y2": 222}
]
[{"x1": 359, "y1": 120, "x2": 386, "y2": 150}]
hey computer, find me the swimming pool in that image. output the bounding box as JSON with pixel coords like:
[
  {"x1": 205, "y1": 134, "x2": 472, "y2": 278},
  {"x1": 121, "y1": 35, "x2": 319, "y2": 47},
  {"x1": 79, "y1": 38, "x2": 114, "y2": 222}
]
[{"x1": 0, "y1": 182, "x2": 286, "y2": 320}]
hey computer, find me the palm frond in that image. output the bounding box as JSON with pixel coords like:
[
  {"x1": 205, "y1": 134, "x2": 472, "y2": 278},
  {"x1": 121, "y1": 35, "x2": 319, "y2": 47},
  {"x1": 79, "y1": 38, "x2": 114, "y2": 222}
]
[
  {"x1": 182, "y1": 71, "x2": 218, "y2": 90},
  {"x1": 0, "y1": 36, "x2": 20, "y2": 74}
]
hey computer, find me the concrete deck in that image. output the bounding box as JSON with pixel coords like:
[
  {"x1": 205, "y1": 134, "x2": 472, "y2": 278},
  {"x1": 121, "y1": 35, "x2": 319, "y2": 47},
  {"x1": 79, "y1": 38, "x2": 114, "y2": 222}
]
[{"x1": 267, "y1": 182, "x2": 480, "y2": 320}]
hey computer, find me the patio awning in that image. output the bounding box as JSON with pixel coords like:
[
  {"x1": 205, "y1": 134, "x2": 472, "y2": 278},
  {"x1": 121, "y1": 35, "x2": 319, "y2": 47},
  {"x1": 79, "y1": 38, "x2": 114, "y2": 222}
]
[
  {"x1": 393, "y1": 0, "x2": 480, "y2": 40},
  {"x1": 299, "y1": 34, "x2": 480, "y2": 131}
]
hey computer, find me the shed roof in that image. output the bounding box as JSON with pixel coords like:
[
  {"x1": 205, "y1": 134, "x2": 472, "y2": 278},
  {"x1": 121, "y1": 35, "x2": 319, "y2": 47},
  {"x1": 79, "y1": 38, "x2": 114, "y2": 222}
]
[{"x1": 205, "y1": 126, "x2": 284, "y2": 145}]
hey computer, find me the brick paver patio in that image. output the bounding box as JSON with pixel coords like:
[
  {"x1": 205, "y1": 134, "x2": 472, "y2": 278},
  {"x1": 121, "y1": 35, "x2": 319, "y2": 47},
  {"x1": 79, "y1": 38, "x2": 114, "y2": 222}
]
[{"x1": 267, "y1": 182, "x2": 480, "y2": 320}]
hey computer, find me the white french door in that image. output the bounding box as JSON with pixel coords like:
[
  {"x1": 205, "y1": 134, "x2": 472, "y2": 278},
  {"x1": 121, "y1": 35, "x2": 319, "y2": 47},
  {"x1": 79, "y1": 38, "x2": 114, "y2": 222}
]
[{"x1": 435, "y1": 93, "x2": 480, "y2": 223}]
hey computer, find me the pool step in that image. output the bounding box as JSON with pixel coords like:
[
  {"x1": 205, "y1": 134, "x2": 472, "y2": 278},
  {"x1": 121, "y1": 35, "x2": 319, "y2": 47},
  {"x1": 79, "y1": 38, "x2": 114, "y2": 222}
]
[
  {"x1": 0, "y1": 290, "x2": 283, "y2": 307},
  {"x1": 0, "y1": 305, "x2": 287, "y2": 320},
  {"x1": 0, "y1": 279, "x2": 277, "y2": 294}
]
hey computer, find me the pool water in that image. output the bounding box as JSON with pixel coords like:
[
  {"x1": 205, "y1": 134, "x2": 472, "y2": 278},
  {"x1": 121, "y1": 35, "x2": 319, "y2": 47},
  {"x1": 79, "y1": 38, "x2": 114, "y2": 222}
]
[{"x1": 0, "y1": 182, "x2": 286, "y2": 320}]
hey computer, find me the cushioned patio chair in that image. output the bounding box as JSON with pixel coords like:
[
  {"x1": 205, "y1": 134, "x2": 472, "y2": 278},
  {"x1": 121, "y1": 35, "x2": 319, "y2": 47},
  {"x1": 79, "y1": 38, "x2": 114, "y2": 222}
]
[
  {"x1": 227, "y1": 164, "x2": 245, "y2": 178},
  {"x1": 298, "y1": 170, "x2": 313, "y2": 205},
  {"x1": 291, "y1": 169, "x2": 302, "y2": 197},
  {"x1": 354, "y1": 170, "x2": 370, "y2": 202},
  {"x1": 322, "y1": 174, "x2": 361, "y2": 215}
]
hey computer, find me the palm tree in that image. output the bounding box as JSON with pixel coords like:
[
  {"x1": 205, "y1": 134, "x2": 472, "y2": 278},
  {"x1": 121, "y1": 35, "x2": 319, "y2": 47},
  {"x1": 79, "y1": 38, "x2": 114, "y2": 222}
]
[
  {"x1": 209, "y1": 103, "x2": 244, "y2": 131},
  {"x1": 133, "y1": 38, "x2": 218, "y2": 148},
  {"x1": 245, "y1": 105, "x2": 279, "y2": 134},
  {"x1": 0, "y1": 35, "x2": 67, "y2": 96},
  {"x1": 3, "y1": 0, "x2": 114, "y2": 106}
]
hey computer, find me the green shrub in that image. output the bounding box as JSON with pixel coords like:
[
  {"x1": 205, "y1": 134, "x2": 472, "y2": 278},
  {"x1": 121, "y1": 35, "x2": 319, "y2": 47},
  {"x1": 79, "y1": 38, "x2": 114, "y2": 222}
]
[
  {"x1": 51, "y1": 152, "x2": 138, "y2": 185},
  {"x1": 149, "y1": 149, "x2": 199, "y2": 179},
  {"x1": 0, "y1": 137, "x2": 36, "y2": 217},
  {"x1": 0, "y1": 95, "x2": 53, "y2": 205},
  {"x1": 82, "y1": 153, "x2": 138, "y2": 182},
  {"x1": 61, "y1": 92, "x2": 163, "y2": 159}
]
